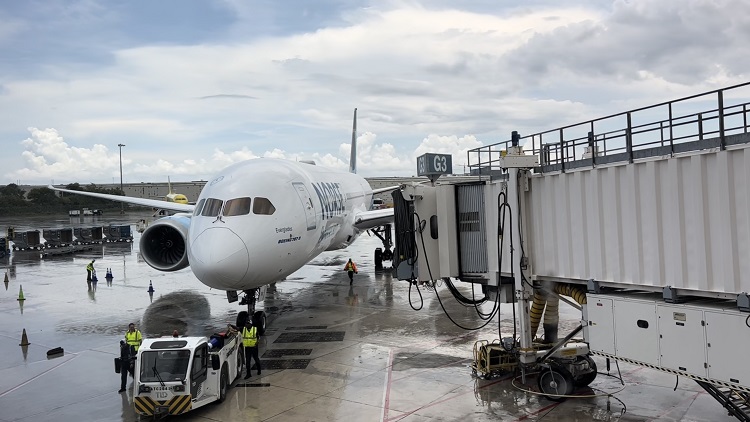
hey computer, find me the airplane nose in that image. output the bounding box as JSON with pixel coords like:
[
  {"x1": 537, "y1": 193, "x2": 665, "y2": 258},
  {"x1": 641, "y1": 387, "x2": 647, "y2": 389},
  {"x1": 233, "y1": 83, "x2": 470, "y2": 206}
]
[{"x1": 189, "y1": 227, "x2": 249, "y2": 288}]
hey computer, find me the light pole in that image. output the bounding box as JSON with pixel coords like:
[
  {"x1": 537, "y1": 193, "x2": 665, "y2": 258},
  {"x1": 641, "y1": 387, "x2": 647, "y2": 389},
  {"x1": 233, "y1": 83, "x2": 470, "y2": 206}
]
[{"x1": 118, "y1": 143, "x2": 125, "y2": 214}]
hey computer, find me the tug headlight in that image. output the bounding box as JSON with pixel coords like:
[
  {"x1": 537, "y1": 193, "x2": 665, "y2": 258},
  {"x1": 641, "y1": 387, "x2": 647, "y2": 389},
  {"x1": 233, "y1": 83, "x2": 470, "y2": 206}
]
[
  {"x1": 173, "y1": 384, "x2": 185, "y2": 392},
  {"x1": 138, "y1": 385, "x2": 151, "y2": 393}
]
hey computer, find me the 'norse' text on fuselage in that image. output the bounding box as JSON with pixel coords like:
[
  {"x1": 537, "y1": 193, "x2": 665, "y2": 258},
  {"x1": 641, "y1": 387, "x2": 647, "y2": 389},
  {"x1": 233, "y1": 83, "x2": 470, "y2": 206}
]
[{"x1": 312, "y1": 182, "x2": 345, "y2": 220}]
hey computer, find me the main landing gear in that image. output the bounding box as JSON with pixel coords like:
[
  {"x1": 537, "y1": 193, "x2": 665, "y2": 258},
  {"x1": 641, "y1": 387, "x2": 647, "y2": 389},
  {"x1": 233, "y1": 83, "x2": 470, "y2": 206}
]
[
  {"x1": 235, "y1": 288, "x2": 267, "y2": 335},
  {"x1": 371, "y1": 224, "x2": 393, "y2": 270}
]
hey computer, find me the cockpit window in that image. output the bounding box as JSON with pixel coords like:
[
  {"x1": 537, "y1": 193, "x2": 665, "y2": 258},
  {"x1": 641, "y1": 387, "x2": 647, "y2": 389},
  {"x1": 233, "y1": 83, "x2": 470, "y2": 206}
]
[
  {"x1": 201, "y1": 198, "x2": 223, "y2": 217},
  {"x1": 224, "y1": 197, "x2": 252, "y2": 216},
  {"x1": 252, "y1": 197, "x2": 276, "y2": 215},
  {"x1": 193, "y1": 199, "x2": 205, "y2": 216}
]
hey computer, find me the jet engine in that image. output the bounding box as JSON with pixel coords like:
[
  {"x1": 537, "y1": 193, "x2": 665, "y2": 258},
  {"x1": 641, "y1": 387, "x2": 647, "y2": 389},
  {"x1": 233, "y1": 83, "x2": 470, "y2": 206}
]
[{"x1": 139, "y1": 214, "x2": 191, "y2": 272}]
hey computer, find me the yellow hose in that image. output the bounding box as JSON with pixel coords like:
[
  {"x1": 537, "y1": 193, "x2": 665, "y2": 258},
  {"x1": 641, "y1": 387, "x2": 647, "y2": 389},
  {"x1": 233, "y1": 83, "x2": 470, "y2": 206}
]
[
  {"x1": 529, "y1": 290, "x2": 546, "y2": 336},
  {"x1": 554, "y1": 284, "x2": 587, "y2": 305}
]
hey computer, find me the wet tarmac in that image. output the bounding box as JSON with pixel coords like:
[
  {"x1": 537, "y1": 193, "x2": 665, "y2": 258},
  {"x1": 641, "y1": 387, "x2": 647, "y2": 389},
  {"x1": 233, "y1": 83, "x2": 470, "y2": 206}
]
[{"x1": 0, "y1": 212, "x2": 737, "y2": 421}]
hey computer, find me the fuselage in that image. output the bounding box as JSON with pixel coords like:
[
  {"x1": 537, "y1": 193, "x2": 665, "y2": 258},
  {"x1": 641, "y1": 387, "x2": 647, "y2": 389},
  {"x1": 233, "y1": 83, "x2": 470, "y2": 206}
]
[{"x1": 186, "y1": 158, "x2": 373, "y2": 290}]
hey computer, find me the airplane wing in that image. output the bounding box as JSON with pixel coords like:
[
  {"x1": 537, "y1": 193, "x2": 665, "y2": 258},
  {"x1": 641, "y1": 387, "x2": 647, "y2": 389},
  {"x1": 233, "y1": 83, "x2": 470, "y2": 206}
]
[
  {"x1": 48, "y1": 185, "x2": 195, "y2": 213},
  {"x1": 353, "y1": 208, "x2": 394, "y2": 230},
  {"x1": 372, "y1": 185, "x2": 401, "y2": 194}
]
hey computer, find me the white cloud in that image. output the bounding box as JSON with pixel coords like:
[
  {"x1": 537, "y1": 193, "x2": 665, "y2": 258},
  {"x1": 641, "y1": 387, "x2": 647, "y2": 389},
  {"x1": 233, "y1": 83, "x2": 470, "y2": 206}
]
[{"x1": 2, "y1": 1, "x2": 749, "y2": 184}]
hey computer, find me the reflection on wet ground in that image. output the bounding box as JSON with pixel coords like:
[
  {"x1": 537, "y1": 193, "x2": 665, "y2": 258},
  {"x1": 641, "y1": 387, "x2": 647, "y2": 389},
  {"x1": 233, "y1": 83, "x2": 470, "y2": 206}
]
[{"x1": 0, "y1": 212, "x2": 736, "y2": 421}]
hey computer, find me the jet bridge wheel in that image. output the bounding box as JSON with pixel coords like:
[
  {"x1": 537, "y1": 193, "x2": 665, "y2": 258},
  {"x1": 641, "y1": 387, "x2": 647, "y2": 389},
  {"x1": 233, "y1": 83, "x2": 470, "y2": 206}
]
[
  {"x1": 537, "y1": 364, "x2": 575, "y2": 402},
  {"x1": 572, "y1": 355, "x2": 598, "y2": 387}
]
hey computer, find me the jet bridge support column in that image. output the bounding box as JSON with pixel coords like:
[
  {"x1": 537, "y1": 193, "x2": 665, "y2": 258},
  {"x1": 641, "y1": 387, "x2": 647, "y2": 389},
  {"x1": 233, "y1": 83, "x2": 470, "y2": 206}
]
[
  {"x1": 500, "y1": 134, "x2": 540, "y2": 367},
  {"x1": 508, "y1": 166, "x2": 535, "y2": 365}
]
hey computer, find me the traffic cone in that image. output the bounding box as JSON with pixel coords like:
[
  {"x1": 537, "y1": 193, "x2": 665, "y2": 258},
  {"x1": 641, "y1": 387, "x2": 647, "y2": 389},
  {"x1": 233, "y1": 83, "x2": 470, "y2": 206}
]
[
  {"x1": 17, "y1": 285, "x2": 25, "y2": 301},
  {"x1": 147, "y1": 281, "x2": 154, "y2": 294},
  {"x1": 4, "y1": 271, "x2": 8, "y2": 283},
  {"x1": 19, "y1": 329, "x2": 30, "y2": 346}
]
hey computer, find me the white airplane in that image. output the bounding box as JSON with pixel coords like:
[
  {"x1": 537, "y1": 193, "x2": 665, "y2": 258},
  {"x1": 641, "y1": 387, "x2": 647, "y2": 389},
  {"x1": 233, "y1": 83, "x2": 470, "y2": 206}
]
[{"x1": 49, "y1": 109, "x2": 396, "y2": 329}]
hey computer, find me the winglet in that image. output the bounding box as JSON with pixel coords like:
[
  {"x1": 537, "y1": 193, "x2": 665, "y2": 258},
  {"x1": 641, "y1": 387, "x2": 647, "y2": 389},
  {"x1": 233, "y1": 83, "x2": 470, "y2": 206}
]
[
  {"x1": 167, "y1": 176, "x2": 173, "y2": 194},
  {"x1": 349, "y1": 108, "x2": 357, "y2": 174}
]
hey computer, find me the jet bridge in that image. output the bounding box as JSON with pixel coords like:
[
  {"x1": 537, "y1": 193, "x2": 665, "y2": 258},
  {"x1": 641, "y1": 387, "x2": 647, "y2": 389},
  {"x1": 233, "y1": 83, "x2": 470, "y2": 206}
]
[{"x1": 395, "y1": 82, "x2": 750, "y2": 420}]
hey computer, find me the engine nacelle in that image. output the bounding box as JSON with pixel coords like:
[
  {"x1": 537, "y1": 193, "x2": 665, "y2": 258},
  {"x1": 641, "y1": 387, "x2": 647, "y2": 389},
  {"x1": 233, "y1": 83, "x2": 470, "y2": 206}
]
[{"x1": 139, "y1": 214, "x2": 191, "y2": 272}]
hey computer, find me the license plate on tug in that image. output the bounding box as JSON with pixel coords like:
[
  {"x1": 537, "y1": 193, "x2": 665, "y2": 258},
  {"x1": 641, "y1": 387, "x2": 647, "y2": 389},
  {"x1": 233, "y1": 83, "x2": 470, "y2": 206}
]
[{"x1": 155, "y1": 405, "x2": 169, "y2": 414}]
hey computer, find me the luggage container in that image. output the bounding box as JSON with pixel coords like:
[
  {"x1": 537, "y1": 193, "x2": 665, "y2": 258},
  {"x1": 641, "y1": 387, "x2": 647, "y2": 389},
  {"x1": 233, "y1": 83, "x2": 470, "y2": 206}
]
[
  {"x1": 12, "y1": 230, "x2": 43, "y2": 250},
  {"x1": 43, "y1": 228, "x2": 74, "y2": 247},
  {"x1": 74, "y1": 226, "x2": 104, "y2": 244},
  {"x1": 104, "y1": 225, "x2": 133, "y2": 242}
]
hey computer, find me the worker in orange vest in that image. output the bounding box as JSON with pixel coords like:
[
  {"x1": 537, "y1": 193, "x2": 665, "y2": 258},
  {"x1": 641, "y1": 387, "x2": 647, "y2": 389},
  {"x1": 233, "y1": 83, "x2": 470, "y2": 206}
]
[{"x1": 344, "y1": 258, "x2": 358, "y2": 285}]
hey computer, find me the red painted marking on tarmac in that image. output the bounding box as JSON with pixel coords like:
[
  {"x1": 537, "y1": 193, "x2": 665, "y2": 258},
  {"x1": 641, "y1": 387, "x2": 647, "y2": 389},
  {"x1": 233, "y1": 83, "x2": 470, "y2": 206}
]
[
  {"x1": 513, "y1": 402, "x2": 560, "y2": 421},
  {"x1": 385, "y1": 375, "x2": 513, "y2": 422},
  {"x1": 389, "y1": 357, "x2": 471, "y2": 384},
  {"x1": 381, "y1": 348, "x2": 394, "y2": 422}
]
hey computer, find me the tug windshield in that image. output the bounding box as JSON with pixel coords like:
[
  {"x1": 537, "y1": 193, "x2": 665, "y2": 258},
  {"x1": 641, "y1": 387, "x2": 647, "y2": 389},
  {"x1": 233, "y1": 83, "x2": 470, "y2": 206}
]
[{"x1": 140, "y1": 350, "x2": 191, "y2": 382}]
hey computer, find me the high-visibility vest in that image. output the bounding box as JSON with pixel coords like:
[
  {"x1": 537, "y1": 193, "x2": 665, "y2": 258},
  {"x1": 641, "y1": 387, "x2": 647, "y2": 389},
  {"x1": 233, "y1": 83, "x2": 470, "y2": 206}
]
[
  {"x1": 126, "y1": 330, "x2": 142, "y2": 351},
  {"x1": 242, "y1": 326, "x2": 258, "y2": 347},
  {"x1": 86, "y1": 263, "x2": 94, "y2": 272},
  {"x1": 345, "y1": 262, "x2": 357, "y2": 272}
]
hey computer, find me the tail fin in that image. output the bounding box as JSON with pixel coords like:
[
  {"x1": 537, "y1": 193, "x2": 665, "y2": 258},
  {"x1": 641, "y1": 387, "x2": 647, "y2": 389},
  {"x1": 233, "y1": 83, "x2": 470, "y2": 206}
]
[{"x1": 349, "y1": 108, "x2": 357, "y2": 174}]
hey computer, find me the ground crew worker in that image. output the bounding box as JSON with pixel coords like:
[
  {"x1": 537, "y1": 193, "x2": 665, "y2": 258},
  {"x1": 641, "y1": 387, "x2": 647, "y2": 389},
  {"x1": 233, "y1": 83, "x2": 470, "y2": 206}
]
[
  {"x1": 118, "y1": 340, "x2": 135, "y2": 393},
  {"x1": 86, "y1": 259, "x2": 95, "y2": 282},
  {"x1": 344, "y1": 258, "x2": 358, "y2": 284},
  {"x1": 242, "y1": 321, "x2": 261, "y2": 379},
  {"x1": 125, "y1": 323, "x2": 142, "y2": 351}
]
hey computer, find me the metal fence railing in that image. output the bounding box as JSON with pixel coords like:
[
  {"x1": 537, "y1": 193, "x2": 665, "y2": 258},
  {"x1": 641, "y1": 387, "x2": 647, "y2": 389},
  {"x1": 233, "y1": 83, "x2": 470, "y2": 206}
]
[{"x1": 467, "y1": 82, "x2": 750, "y2": 176}]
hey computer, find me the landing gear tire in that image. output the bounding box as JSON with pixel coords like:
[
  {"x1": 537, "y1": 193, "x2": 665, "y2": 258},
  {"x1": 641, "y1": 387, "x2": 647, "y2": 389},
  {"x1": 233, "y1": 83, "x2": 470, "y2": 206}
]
[
  {"x1": 375, "y1": 248, "x2": 383, "y2": 270},
  {"x1": 217, "y1": 366, "x2": 229, "y2": 403},
  {"x1": 252, "y1": 311, "x2": 267, "y2": 335},
  {"x1": 236, "y1": 311, "x2": 249, "y2": 329},
  {"x1": 537, "y1": 364, "x2": 575, "y2": 402},
  {"x1": 573, "y1": 355, "x2": 598, "y2": 387}
]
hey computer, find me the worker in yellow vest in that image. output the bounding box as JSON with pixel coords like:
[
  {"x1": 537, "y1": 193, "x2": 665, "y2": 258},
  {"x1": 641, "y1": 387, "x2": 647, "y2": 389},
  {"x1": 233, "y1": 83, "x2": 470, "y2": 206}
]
[
  {"x1": 125, "y1": 323, "x2": 142, "y2": 352},
  {"x1": 344, "y1": 258, "x2": 358, "y2": 285},
  {"x1": 242, "y1": 320, "x2": 261, "y2": 379},
  {"x1": 86, "y1": 259, "x2": 95, "y2": 282}
]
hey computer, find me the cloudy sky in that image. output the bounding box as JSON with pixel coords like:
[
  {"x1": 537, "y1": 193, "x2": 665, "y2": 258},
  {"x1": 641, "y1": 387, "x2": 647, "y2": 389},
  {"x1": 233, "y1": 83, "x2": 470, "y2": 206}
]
[{"x1": 1, "y1": 0, "x2": 749, "y2": 185}]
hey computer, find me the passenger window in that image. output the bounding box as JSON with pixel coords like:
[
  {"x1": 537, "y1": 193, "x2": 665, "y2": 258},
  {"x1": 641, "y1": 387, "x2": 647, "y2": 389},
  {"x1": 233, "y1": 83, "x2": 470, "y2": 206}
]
[
  {"x1": 201, "y1": 198, "x2": 223, "y2": 217},
  {"x1": 253, "y1": 197, "x2": 276, "y2": 215},
  {"x1": 193, "y1": 199, "x2": 205, "y2": 216},
  {"x1": 224, "y1": 197, "x2": 252, "y2": 216}
]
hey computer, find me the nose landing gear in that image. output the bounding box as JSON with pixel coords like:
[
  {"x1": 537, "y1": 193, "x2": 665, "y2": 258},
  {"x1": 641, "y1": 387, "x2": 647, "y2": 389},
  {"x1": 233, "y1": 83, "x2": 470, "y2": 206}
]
[
  {"x1": 236, "y1": 287, "x2": 267, "y2": 335},
  {"x1": 372, "y1": 224, "x2": 393, "y2": 270}
]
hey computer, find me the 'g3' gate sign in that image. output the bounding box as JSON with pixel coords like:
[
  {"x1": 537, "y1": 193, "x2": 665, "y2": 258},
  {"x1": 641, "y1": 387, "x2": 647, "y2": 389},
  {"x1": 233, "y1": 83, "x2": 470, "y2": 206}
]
[{"x1": 416, "y1": 153, "x2": 452, "y2": 183}]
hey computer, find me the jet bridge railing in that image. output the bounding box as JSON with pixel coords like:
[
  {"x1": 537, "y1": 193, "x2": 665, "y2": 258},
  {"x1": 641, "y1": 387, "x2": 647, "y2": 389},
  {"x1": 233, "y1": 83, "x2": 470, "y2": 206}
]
[{"x1": 468, "y1": 81, "x2": 750, "y2": 175}]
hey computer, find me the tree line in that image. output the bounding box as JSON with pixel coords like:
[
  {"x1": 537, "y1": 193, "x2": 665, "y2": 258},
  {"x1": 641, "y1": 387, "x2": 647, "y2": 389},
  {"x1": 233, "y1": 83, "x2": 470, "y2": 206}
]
[{"x1": 0, "y1": 183, "x2": 126, "y2": 216}]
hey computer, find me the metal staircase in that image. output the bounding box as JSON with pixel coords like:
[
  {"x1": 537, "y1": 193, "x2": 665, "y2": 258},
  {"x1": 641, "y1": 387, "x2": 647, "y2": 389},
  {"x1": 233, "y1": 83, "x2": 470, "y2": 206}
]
[{"x1": 697, "y1": 381, "x2": 750, "y2": 422}]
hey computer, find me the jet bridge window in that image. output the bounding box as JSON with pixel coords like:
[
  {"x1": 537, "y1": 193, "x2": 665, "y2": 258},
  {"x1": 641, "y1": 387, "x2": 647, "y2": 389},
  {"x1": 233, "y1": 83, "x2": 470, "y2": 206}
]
[
  {"x1": 252, "y1": 197, "x2": 276, "y2": 215},
  {"x1": 201, "y1": 198, "x2": 223, "y2": 217},
  {"x1": 224, "y1": 197, "x2": 252, "y2": 216}
]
